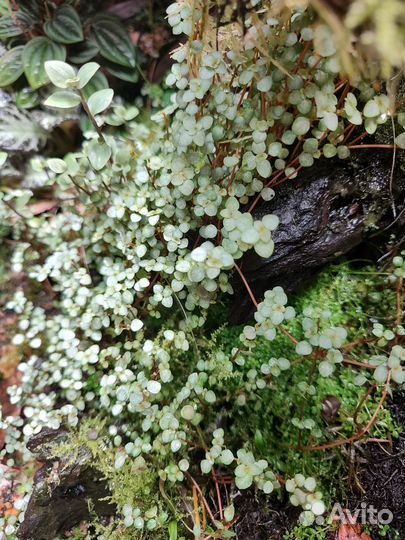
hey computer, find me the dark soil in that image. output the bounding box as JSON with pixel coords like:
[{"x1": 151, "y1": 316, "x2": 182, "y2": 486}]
[
  {"x1": 234, "y1": 491, "x2": 300, "y2": 540},
  {"x1": 353, "y1": 390, "x2": 405, "y2": 540},
  {"x1": 233, "y1": 391, "x2": 405, "y2": 540}
]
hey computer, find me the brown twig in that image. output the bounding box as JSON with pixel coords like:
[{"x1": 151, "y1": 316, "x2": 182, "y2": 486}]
[{"x1": 303, "y1": 372, "x2": 391, "y2": 452}]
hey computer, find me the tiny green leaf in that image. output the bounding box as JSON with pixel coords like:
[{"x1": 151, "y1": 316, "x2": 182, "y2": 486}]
[
  {"x1": 0, "y1": 46, "x2": 24, "y2": 87},
  {"x1": 224, "y1": 504, "x2": 235, "y2": 522},
  {"x1": 256, "y1": 159, "x2": 272, "y2": 179},
  {"x1": 235, "y1": 475, "x2": 253, "y2": 490},
  {"x1": 395, "y1": 132, "x2": 405, "y2": 149},
  {"x1": 44, "y1": 5, "x2": 84, "y2": 44},
  {"x1": 87, "y1": 139, "x2": 111, "y2": 170},
  {"x1": 47, "y1": 158, "x2": 67, "y2": 174},
  {"x1": 87, "y1": 88, "x2": 114, "y2": 116},
  {"x1": 104, "y1": 61, "x2": 139, "y2": 82},
  {"x1": 374, "y1": 364, "x2": 388, "y2": 383},
  {"x1": 44, "y1": 90, "x2": 81, "y2": 109},
  {"x1": 168, "y1": 521, "x2": 178, "y2": 540},
  {"x1": 363, "y1": 99, "x2": 379, "y2": 118},
  {"x1": 23, "y1": 37, "x2": 66, "y2": 89},
  {"x1": 44, "y1": 60, "x2": 77, "y2": 88},
  {"x1": 78, "y1": 62, "x2": 100, "y2": 89},
  {"x1": 296, "y1": 341, "x2": 313, "y2": 356},
  {"x1": 291, "y1": 116, "x2": 311, "y2": 136},
  {"x1": 257, "y1": 76, "x2": 272, "y2": 92}
]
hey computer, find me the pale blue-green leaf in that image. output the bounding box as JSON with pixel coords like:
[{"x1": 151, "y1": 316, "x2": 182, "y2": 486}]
[
  {"x1": 47, "y1": 158, "x2": 67, "y2": 174},
  {"x1": 363, "y1": 100, "x2": 379, "y2": 118},
  {"x1": 87, "y1": 88, "x2": 114, "y2": 116},
  {"x1": 87, "y1": 140, "x2": 111, "y2": 170},
  {"x1": 254, "y1": 240, "x2": 274, "y2": 259},
  {"x1": 256, "y1": 159, "x2": 272, "y2": 178},
  {"x1": 77, "y1": 62, "x2": 100, "y2": 89},
  {"x1": 235, "y1": 475, "x2": 253, "y2": 490},
  {"x1": 395, "y1": 132, "x2": 405, "y2": 149},
  {"x1": 44, "y1": 60, "x2": 76, "y2": 88},
  {"x1": 374, "y1": 364, "x2": 388, "y2": 383},
  {"x1": 224, "y1": 504, "x2": 235, "y2": 522},
  {"x1": 44, "y1": 90, "x2": 81, "y2": 109},
  {"x1": 323, "y1": 112, "x2": 338, "y2": 131},
  {"x1": 365, "y1": 118, "x2": 377, "y2": 134}
]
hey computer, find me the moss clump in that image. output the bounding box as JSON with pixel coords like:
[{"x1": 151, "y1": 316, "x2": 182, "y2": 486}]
[
  {"x1": 205, "y1": 261, "x2": 399, "y2": 505},
  {"x1": 53, "y1": 419, "x2": 165, "y2": 538}
]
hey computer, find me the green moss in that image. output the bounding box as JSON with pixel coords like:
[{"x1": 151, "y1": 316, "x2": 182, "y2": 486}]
[
  {"x1": 53, "y1": 419, "x2": 160, "y2": 527},
  {"x1": 284, "y1": 523, "x2": 331, "y2": 540},
  {"x1": 202, "y1": 262, "x2": 399, "y2": 506},
  {"x1": 46, "y1": 261, "x2": 401, "y2": 538}
]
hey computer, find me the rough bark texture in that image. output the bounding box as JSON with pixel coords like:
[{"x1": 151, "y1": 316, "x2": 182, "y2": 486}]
[
  {"x1": 232, "y1": 149, "x2": 405, "y2": 323},
  {"x1": 17, "y1": 428, "x2": 115, "y2": 540}
]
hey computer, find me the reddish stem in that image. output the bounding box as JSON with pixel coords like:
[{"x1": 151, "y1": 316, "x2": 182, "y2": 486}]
[
  {"x1": 212, "y1": 470, "x2": 224, "y2": 520},
  {"x1": 234, "y1": 263, "x2": 258, "y2": 308},
  {"x1": 348, "y1": 144, "x2": 399, "y2": 150},
  {"x1": 303, "y1": 372, "x2": 391, "y2": 452}
]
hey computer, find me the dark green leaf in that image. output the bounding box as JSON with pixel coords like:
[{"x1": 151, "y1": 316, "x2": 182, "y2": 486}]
[
  {"x1": 44, "y1": 5, "x2": 83, "y2": 44},
  {"x1": 90, "y1": 20, "x2": 135, "y2": 68},
  {"x1": 87, "y1": 13, "x2": 121, "y2": 25},
  {"x1": 81, "y1": 70, "x2": 108, "y2": 101},
  {"x1": 16, "y1": 8, "x2": 36, "y2": 27},
  {"x1": 0, "y1": 46, "x2": 24, "y2": 87},
  {"x1": 104, "y1": 60, "x2": 138, "y2": 82},
  {"x1": 0, "y1": 15, "x2": 22, "y2": 39},
  {"x1": 22, "y1": 37, "x2": 66, "y2": 89},
  {"x1": 69, "y1": 41, "x2": 99, "y2": 64}
]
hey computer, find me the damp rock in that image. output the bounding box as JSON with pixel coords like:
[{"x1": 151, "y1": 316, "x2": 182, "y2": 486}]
[
  {"x1": 17, "y1": 428, "x2": 115, "y2": 540},
  {"x1": 232, "y1": 149, "x2": 405, "y2": 322}
]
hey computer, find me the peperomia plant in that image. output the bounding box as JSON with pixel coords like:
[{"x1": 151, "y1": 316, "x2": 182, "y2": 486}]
[{"x1": 0, "y1": 1, "x2": 405, "y2": 539}]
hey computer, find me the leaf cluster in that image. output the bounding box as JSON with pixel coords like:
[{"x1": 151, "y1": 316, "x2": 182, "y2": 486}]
[{"x1": 0, "y1": 1, "x2": 138, "y2": 95}]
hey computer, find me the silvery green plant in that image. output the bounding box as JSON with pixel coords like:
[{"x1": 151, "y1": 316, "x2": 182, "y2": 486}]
[{"x1": 1, "y1": 1, "x2": 405, "y2": 538}]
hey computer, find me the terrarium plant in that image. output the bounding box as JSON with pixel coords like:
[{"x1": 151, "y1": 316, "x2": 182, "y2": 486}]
[{"x1": 0, "y1": 0, "x2": 404, "y2": 539}]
